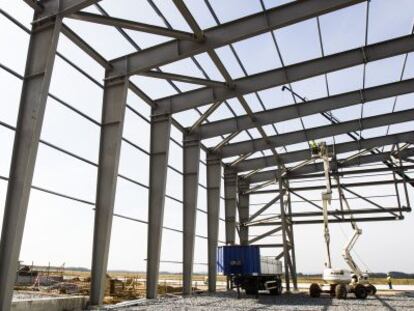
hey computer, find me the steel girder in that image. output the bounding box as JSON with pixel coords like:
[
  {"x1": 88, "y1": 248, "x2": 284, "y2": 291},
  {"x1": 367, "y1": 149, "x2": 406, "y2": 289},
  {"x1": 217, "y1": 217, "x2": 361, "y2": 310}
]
[
  {"x1": 224, "y1": 168, "x2": 237, "y2": 245},
  {"x1": 109, "y1": 0, "x2": 365, "y2": 77},
  {"x1": 219, "y1": 108, "x2": 414, "y2": 158},
  {"x1": 206, "y1": 154, "x2": 221, "y2": 293},
  {"x1": 192, "y1": 79, "x2": 414, "y2": 139},
  {"x1": 182, "y1": 137, "x2": 201, "y2": 295},
  {"x1": 68, "y1": 12, "x2": 196, "y2": 40},
  {"x1": 248, "y1": 216, "x2": 404, "y2": 226},
  {"x1": 0, "y1": 16, "x2": 62, "y2": 311},
  {"x1": 90, "y1": 73, "x2": 129, "y2": 306},
  {"x1": 34, "y1": 0, "x2": 101, "y2": 19},
  {"x1": 238, "y1": 179, "x2": 250, "y2": 245},
  {"x1": 153, "y1": 34, "x2": 414, "y2": 114},
  {"x1": 147, "y1": 114, "x2": 172, "y2": 299},
  {"x1": 235, "y1": 131, "x2": 414, "y2": 172},
  {"x1": 247, "y1": 148, "x2": 414, "y2": 184}
]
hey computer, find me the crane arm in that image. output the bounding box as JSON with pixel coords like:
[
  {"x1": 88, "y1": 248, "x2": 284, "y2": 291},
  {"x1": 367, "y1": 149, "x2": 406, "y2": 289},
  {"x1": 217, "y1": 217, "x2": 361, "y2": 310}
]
[{"x1": 340, "y1": 195, "x2": 364, "y2": 278}]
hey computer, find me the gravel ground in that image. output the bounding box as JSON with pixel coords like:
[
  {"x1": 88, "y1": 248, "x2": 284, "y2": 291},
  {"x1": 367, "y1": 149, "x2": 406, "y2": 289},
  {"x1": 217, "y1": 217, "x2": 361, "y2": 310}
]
[{"x1": 103, "y1": 291, "x2": 414, "y2": 311}]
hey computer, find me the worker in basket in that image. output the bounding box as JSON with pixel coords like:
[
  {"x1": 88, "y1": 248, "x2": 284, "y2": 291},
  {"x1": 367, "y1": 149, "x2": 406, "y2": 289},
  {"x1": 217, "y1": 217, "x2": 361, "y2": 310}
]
[{"x1": 310, "y1": 140, "x2": 320, "y2": 157}]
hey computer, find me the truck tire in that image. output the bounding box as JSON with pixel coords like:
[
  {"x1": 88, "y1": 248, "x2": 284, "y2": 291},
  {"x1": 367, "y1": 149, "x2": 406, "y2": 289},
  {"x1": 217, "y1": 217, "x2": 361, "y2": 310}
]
[
  {"x1": 269, "y1": 284, "x2": 282, "y2": 296},
  {"x1": 366, "y1": 284, "x2": 377, "y2": 295},
  {"x1": 354, "y1": 284, "x2": 368, "y2": 299},
  {"x1": 309, "y1": 283, "x2": 321, "y2": 298},
  {"x1": 335, "y1": 284, "x2": 347, "y2": 299}
]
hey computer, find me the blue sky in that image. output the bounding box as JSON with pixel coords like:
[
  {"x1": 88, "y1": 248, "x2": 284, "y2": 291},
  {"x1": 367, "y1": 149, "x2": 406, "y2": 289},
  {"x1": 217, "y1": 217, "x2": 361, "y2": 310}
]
[{"x1": 0, "y1": 0, "x2": 413, "y2": 275}]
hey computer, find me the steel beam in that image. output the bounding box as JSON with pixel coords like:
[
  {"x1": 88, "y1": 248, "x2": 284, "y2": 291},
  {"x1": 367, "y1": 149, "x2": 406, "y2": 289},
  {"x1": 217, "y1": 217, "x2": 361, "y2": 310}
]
[
  {"x1": 278, "y1": 176, "x2": 290, "y2": 291},
  {"x1": 207, "y1": 154, "x2": 221, "y2": 292},
  {"x1": 220, "y1": 108, "x2": 414, "y2": 158},
  {"x1": 182, "y1": 136, "x2": 201, "y2": 295},
  {"x1": 0, "y1": 16, "x2": 62, "y2": 311},
  {"x1": 35, "y1": 0, "x2": 101, "y2": 20},
  {"x1": 248, "y1": 194, "x2": 282, "y2": 222},
  {"x1": 248, "y1": 148, "x2": 414, "y2": 184},
  {"x1": 224, "y1": 167, "x2": 237, "y2": 245},
  {"x1": 153, "y1": 34, "x2": 414, "y2": 114},
  {"x1": 90, "y1": 72, "x2": 129, "y2": 306},
  {"x1": 109, "y1": 0, "x2": 365, "y2": 77},
  {"x1": 192, "y1": 79, "x2": 414, "y2": 139},
  {"x1": 287, "y1": 207, "x2": 411, "y2": 218},
  {"x1": 172, "y1": 0, "x2": 204, "y2": 41},
  {"x1": 141, "y1": 71, "x2": 227, "y2": 88},
  {"x1": 248, "y1": 226, "x2": 282, "y2": 244},
  {"x1": 236, "y1": 131, "x2": 414, "y2": 172},
  {"x1": 69, "y1": 12, "x2": 195, "y2": 40},
  {"x1": 238, "y1": 179, "x2": 250, "y2": 245},
  {"x1": 147, "y1": 113, "x2": 172, "y2": 299},
  {"x1": 249, "y1": 216, "x2": 404, "y2": 226}
]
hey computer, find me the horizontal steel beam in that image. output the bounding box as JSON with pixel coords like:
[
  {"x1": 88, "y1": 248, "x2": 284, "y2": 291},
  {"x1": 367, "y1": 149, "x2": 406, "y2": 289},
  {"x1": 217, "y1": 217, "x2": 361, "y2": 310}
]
[
  {"x1": 69, "y1": 12, "x2": 196, "y2": 40},
  {"x1": 288, "y1": 207, "x2": 410, "y2": 218},
  {"x1": 220, "y1": 108, "x2": 414, "y2": 158},
  {"x1": 248, "y1": 194, "x2": 282, "y2": 222},
  {"x1": 248, "y1": 216, "x2": 404, "y2": 226},
  {"x1": 109, "y1": 0, "x2": 365, "y2": 77},
  {"x1": 248, "y1": 226, "x2": 282, "y2": 244},
  {"x1": 236, "y1": 131, "x2": 414, "y2": 172},
  {"x1": 141, "y1": 71, "x2": 227, "y2": 87},
  {"x1": 248, "y1": 148, "x2": 414, "y2": 183},
  {"x1": 252, "y1": 179, "x2": 414, "y2": 194},
  {"x1": 153, "y1": 34, "x2": 414, "y2": 114},
  {"x1": 192, "y1": 79, "x2": 414, "y2": 139}
]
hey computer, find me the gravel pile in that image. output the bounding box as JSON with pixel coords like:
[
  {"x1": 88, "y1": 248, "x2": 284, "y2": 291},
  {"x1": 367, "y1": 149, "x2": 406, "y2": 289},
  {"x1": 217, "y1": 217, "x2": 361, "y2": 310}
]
[{"x1": 100, "y1": 291, "x2": 414, "y2": 310}]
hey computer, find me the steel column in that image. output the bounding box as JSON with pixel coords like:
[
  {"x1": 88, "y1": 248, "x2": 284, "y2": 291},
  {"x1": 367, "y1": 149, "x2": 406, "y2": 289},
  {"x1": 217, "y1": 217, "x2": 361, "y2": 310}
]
[
  {"x1": 90, "y1": 71, "x2": 129, "y2": 305},
  {"x1": 0, "y1": 15, "x2": 62, "y2": 311},
  {"x1": 182, "y1": 136, "x2": 201, "y2": 295},
  {"x1": 286, "y1": 187, "x2": 298, "y2": 290},
  {"x1": 147, "y1": 113, "x2": 172, "y2": 299},
  {"x1": 238, "y1": 179, "x2": 250, "y2": 245},
  {"x1": 207, "y1": 154, "x2": 221, "y2": 292},
  {"x1": 224, "y1": 167, "x2": 237, "y2": 245},
  {"x1": 278, "y1": 173, "x2": 291, "y2": 292}
]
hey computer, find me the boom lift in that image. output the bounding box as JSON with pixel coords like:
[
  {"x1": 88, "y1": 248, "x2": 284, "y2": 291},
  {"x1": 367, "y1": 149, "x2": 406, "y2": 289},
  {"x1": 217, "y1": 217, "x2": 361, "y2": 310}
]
[{"x1": 308, "y1": 142, "x2": 376, "y2": 299}]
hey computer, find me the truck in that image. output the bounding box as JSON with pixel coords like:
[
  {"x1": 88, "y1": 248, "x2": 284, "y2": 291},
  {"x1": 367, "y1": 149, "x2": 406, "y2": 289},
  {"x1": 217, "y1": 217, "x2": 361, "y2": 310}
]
[{"x1": 217, "y1": 245, "x2": 283, "y2": 296}]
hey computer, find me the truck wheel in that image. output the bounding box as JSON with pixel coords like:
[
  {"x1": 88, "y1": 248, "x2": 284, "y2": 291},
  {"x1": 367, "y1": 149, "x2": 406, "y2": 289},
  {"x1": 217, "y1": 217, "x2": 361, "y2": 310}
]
[
  {"x1": 335, "y1": 284, "x2": 347, "y2": 299},
  {"x1": 309, "y1": 283, "x2": 321, "y2": 298},
  {"x1": 366, "y1": 284, "x2": 377, "y2": 295},
  {"x1": 354, "y1": 284, "x2": 368, "y2": 299},
  {"x1": 269, "y1": 285, "x2": 282, "y2": 296}
]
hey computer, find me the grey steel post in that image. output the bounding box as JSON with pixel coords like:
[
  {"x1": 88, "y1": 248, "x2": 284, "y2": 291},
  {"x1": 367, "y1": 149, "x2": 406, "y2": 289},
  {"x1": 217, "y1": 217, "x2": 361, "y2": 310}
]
[
  {"x1": 182, "y1": 136, "x2": 201, "y2": 295},
  {"x1": 90, "y1": 69, "x2": 129, "y2": 305},
  {"x1": 286, "y1": 186, "x2": 298, "y2": 290},
  {"x1": 207, "y1": 154, "x2": 221, "y2": 292},
  {"x1": 224, "y1": 167, "x2": 237, "y2": 245},
  {"x1": 278, "y1": 171, "x2": 291, "y2": 292},
  {"x1": 147, "y1": 113, "x2": 172, "y2": 298},
  {"x1": 238, "y1": 179, "x2": 250, "y2": 245},
  {"x1": 0, "y1": 15, "x2": 62, "y2": 311}
]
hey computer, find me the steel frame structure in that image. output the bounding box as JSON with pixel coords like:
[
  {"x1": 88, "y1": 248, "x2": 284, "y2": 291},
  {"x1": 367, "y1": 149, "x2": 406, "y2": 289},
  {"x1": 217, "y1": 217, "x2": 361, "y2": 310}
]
[{"x1": 0, "y1": 0, "x2": 413, "y2": 309}]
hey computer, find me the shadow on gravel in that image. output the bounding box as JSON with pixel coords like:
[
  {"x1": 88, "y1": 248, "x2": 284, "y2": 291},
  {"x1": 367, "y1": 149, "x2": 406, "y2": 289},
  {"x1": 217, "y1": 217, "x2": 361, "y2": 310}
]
[
  {"x1": 249, "y1": 292, "x2": 333, "y2": 310},
  {"x1": 374, "y1": 295, "x2": 397, "y2": 311}
]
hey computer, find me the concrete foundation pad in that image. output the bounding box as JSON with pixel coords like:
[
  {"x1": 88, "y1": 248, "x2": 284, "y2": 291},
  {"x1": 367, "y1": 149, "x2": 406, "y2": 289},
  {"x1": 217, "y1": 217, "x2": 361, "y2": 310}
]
[{"x1": 11, "y1": 295, "x2": 88, "y2": 311}]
